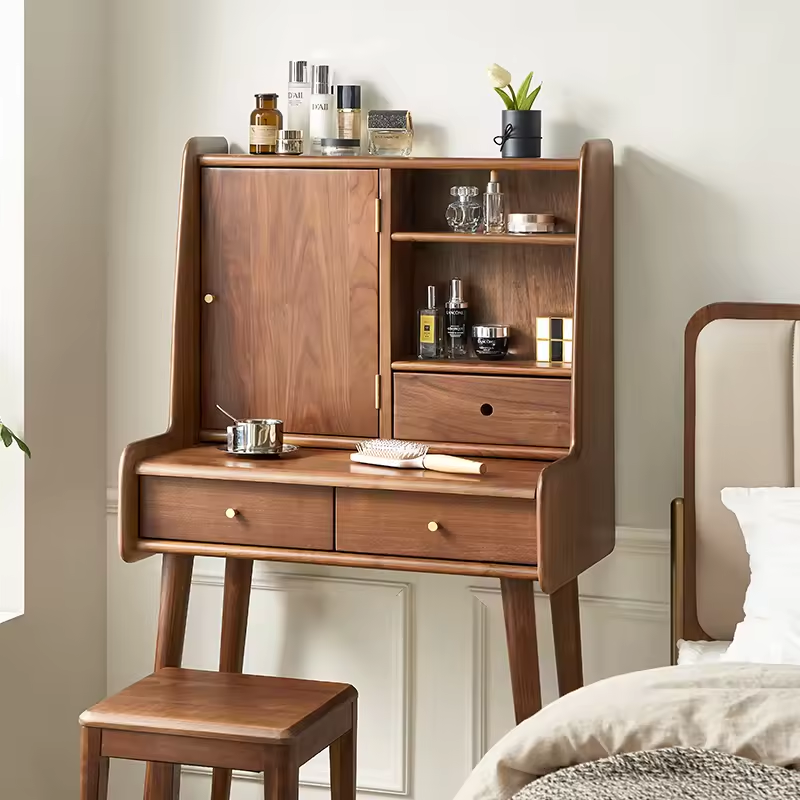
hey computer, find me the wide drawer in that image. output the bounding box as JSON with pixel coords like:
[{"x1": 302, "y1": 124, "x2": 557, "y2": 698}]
[
  {"x1": 140, "y1": 477, "x2": 333, "y2": 550},
  {"x1": 393, "y1": 373, "x2": 570, "y2": 448},
  {"x1": 336, "y1": 488, "x2": 536, "y2": 565}
]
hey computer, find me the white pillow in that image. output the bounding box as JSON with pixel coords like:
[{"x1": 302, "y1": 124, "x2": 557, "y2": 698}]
[
  {"x1": 676, "y1": 639, "x2": 730, "y2": 665},
  {"x1": 721, "y1": 487, "x2": 800, "y2": 664}
]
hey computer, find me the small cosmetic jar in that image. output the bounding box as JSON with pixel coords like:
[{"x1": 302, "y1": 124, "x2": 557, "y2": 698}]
[
  {"x1": 321, "y1": 138, "x2": 361, "y2": 156},
  {"x1": 507, "y1": 213, "x2": 556, "y2": 234},
  {"x1": 473, "y1": 325, "x2": 510, "y2": 361},
  {"x1": 367, "y1": 110, "x2": 414, "y2": 156},
  {"x1": 277, "y1": 130, "x2": 304, "y2": 155}
]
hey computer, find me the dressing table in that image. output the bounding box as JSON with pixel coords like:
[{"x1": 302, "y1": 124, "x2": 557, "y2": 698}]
[{"x1": 119, "y1": 137, "x2": 615, "y2": 799}]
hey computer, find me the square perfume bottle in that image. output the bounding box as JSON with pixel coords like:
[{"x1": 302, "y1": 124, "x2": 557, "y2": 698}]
[{"x1": 536, "y1": 317, "x2": 574, "y2": 363}]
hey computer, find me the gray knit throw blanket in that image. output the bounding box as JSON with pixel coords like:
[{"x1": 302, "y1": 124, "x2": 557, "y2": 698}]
[{"x1": 512, "y1": 747, "x2": 800, "y2": 800}]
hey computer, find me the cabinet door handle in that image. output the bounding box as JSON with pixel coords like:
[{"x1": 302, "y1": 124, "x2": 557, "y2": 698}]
[
  {"x1": 428, "y1": 521, "x2": 439, "y2": 532},
  {"x1": 204, "y1": 293, "x2": 216, "y2": 304},
  {"x1": 225, "y1": 508, "x2": 238, "y2": 519}
]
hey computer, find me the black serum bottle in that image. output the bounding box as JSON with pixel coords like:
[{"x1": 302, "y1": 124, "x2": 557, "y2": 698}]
[{"x1": 445, "y1": 278, "x2": 469, "y2": 358}]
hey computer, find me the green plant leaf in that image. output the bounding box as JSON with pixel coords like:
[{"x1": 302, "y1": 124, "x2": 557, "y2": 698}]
[
  {"x1": 10, "y1": 430, "x2": 30, "y2": 458},
  {"x1": 494, "y1": 87, "x2": 515, "y2": 110},
  {"x1": 517, "y1": 72, "x2": 533, "y2": 107},
  {"x1": 507, "y1": 85, "x2": 518, "y2": 110},
  {"x1": 519, "y1": 82, "x2": 542, "y2": 110},
  {"x1": 0, "y1": 425, "x2": 13, "y2": 448}
]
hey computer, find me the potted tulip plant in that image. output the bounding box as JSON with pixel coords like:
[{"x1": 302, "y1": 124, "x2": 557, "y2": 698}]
[
  {"x1": 487, "y1": 64, "x2": 543, "y2": 158},
  {"x1": 0, "y1": 418, "x2": 29, "y2": 457}
]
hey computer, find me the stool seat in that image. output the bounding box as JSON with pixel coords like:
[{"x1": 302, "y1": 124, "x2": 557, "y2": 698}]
[
  {"x1": 81, "y1": 667, "x2": 356, "y2": 744},
  {"x1": 79, "y1": 667, "x2": 358, "y2": 800}
]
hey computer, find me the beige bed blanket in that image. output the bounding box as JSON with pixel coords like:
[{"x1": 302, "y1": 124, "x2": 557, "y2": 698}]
[{"x1": 454, "y1": 663, "x2": 800, "y2": 800}]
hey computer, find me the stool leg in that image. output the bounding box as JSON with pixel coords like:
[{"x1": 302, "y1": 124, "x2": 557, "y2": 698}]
[
  {"x1": 550, "y1": 578, "x2": 583, "y2": 696},
  {"x1": 500, "y1": 578, "x2": 542, "y2": 723},
  {"x1": 211, "y1": 557, "x2": 254, "y2": 800},
  {"x1": 330, "y1": 699, "x2": 357, "y2": 800},
  {"x1": 264, "y1": 753, "x2": 299, "y2": 800},
  {"x1": 80, "y1": 727, "x2": 109, "y2": 800},
  {"x1": 144, "y1": 553, "x2": 193, "y2": 800}
]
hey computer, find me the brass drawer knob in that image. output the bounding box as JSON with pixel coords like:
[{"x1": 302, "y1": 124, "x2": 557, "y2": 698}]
[
  {"x1": 428, "y1": 521, "x2": 439, "y2": 532},
  {"x1": 225, "y1": 508, "x2": 238, "y2": 519},
  {"x1": 204, "y1": 293, "x2": 215, "y2": 304}
]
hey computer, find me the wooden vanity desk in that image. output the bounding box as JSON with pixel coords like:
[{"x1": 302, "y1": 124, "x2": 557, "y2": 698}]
[{"x1": 120, "y1": 137, "x2": 614, "y2": 799}]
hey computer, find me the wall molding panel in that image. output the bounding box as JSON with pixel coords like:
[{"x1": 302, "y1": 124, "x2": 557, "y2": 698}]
[{"x1": 182, "y1": 563, "x2": 412, "y2": 795}]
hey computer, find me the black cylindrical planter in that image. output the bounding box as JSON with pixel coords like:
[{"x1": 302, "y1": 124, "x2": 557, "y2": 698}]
[{"x1": 499, "y1": 110, "x2": 541, "y2": 158}]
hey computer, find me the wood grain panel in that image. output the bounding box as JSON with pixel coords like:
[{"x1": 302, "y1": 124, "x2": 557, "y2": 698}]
[
  {"x1": 118, "y1": 136, "x2": 229, "y2": 564},
  {"x1": 535, "y1": 139, "x2": 615, "y2": 594},
  {"x1": 394, "y1": 373, "x2": 571, "y2": 448},
  {"x1": 412, "y1": 242, "x2": 575, "y2": 360},
  {"x1": 140, "y1": 477, "x2": 333, "y2": 550},
  {"x1": 336, "y1": 489, "x2": 536, "y2": 565},
  {"x1": 82, "y1": 668, "x2": 356, "y2": 743},
  {"x1": 138, "y1": 446, "x2": 544, "y2": 499},
  {"x1": 200, "y1": 168, "x2": 379, "y2": 437}
]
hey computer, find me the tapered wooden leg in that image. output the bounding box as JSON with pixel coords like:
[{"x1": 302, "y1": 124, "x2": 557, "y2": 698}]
[
  {"x1": 264, "y1": 752, "x2": 299, "y2": 800},
  {"x1": 211, "y1": 558, "x2": 254, "y2": 800},
  {"x1": 550, "y1": 578, "x2": 583, "y2": 696},
  {"x1": 144, "y1": 554, "x2": 193, "y2": 800},
  {"x1": 81, "y1": 726, "x2": 109, "y2": 800},
  {"x1": 500, "y1": 578, "x2": 542, "y2": 724},
  {"x1": 330, "y1": 699, "x2": 357, "y2": 800}
]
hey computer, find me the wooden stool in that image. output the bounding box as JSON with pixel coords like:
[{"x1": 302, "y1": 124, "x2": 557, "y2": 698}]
[{"x1": 79, "y1": 667, "x2": 357, "y2": 800}]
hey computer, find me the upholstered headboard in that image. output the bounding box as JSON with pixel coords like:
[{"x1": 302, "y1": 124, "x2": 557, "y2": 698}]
[{"x1": 673, "y1": 302, "x2": 800, "y2": 650}]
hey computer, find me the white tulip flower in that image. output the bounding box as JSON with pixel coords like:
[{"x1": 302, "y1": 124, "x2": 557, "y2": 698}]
[{"x1": 487, "y1": 64, "x2": 512, "y2": 89}]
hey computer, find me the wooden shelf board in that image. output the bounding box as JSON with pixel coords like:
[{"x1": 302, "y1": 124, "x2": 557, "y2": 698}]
[
  {"x1": 391, "y1": 232, "x2": 576, "y2": 246},
  {"x1": 137, "y1": 446, "x2": 543, "y2": 500},
  {"x1": 392, "y1": 359, "x2": 572, "y2": 378},
  {"x1": 199, "y1": 154, "x2": 580, "y2": 172}
]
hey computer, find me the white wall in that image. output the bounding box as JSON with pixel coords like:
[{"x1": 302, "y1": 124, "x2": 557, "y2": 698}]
[
  {"x1": 0, "y1": 0, "x2": 108, "y2": 796},
  {"x1": 106, "y1": 1, "x2": 800, "y2": 798}
]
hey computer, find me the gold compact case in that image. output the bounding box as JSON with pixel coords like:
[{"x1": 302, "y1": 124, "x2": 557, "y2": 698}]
[
  {"x1": 277, "y1": 130, "x2": 304, "y2": 155},
  {"x1": 507, "y1": 213, "x2": 556, "y2": 234}
]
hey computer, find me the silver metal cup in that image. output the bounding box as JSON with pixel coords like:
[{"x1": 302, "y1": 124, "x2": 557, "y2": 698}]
[{"x1": 227, "y1": 419, "x2": 284, "y2": 454}]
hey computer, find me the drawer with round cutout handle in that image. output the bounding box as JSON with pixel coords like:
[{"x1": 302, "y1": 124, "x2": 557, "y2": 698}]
[{"x1": 393, "y1": 373, "x2": 570, "y2": 448}]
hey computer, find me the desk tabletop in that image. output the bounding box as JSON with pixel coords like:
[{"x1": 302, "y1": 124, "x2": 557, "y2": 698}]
[{"x1": 137, "y1": 445, "x2": 544, "y2": 500}]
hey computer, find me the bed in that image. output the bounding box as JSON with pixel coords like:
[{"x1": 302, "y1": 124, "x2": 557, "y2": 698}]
[{"x1": 454, "y1": 303, "x2": 800, "y2": 800}]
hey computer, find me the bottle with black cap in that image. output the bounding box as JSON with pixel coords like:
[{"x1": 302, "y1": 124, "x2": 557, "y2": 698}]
[
  {"x1": 287, "y1": 60, "x2": 310, "y2": 144},
  {"x1": 445, "y1": 277, "x2": 469, "y2": 358},
  {"x1": 337, "y1": 85, "x2": 362, "y2": 142}
]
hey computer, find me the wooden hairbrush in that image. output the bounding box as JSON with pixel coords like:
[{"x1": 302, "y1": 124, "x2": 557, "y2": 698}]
[{"x1": 351, "y1": 439, "x2": 486, "y2": 475}]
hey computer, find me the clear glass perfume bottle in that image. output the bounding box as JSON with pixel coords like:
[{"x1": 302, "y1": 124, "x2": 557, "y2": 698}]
[
  {"x1": 418, "y1": 285, "x2": 444, "y2": 359},
  {"x1": 483, "y1": 170, "x2": 506, "y2": 234},
  {"x1": 446, "y1": 187, "x2": 482, "y2": 233}
]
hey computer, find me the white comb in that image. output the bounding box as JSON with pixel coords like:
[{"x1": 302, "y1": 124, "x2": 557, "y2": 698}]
[{"x1": 352, "y1": 439, "x2": 486, "y2": 475}]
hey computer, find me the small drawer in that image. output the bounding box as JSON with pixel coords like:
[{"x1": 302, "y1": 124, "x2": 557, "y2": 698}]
[
  {"x1": 393, "y1": 373, "x2": 570, "y2": 448},
  {"x1": 336, "y1": 488, "x2": 536, "y2": 565},
  {"x1": 140, "y1": 477, "x2": 333, "y2": 550}
]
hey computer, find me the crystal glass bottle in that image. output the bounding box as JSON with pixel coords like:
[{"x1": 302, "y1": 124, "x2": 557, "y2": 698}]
[
  {"x1": 446, "y1": 187, "x2": 482, "y2": 233},
  {"x1": 483, "y1": 170, "x2": 506, "y2": 234}
]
